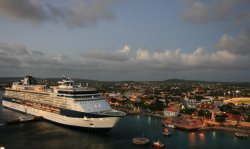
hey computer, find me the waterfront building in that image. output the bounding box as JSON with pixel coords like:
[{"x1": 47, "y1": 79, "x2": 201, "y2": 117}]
[{"x1": 164, "y1": 108, "x2": 179, "y2": 117}]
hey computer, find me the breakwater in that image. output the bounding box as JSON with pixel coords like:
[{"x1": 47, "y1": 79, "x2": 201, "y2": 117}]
[{"x1": 199, "y1": 126, "x2": 250, "y2": 134}]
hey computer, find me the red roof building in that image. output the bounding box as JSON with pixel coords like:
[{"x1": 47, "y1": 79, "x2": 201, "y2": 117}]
[
  {"x1": 193, "y1": 86, "x2": 205, "y2": 94},
  {"x1": 164, "y1": 108, "x2": 179, "y2": 117},
  {"x1": 226, "y1": 113, "x2": 242, "y2": 121},
  {"x1": 196, "y1": 103, "x2": 216, "y2": 110}
]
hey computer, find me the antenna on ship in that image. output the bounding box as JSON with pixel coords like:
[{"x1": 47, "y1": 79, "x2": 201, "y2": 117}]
[{"x1": 79, "y1": 83, "x2": 82, "y2": 87}]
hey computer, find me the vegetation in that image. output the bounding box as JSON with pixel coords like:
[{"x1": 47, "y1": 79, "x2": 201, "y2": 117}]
[
  {"x1": 246, "y1": 115, "x2": 250, "y2": 122},
  {"x1": 230, "y1": 110, "x2": 240, "y2": 115},
  {"x1": 149, "y1": 99, "x2": 164, "y2": 111},
  {"x1": 219, "y1": 104, "x2": 233, "y2": 113},
  {"x1": 197, "y1": 109, "x2": 212, "y2": 119},
  {"x1": 179, "y1": 108, "x2": 195, "y2": 115},
  {"x1": 215, "y1": 114, "x2": 227, "y2": 123}
]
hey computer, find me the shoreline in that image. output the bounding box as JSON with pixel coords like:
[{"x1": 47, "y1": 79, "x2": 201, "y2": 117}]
[
  {"x1": 198, "y1": 126, "x2": 250, "y2": 135},
  {"x1": 112, "y1": 107, "x2": 250, "y2": 134}
]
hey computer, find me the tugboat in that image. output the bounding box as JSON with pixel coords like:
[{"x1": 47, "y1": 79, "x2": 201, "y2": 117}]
[
  {"x1": 152, "y1": 140, "x2": 165, "y2": 149},
  {"x1": 162, "y1": 128, "x2": 172, "y2": 136}
]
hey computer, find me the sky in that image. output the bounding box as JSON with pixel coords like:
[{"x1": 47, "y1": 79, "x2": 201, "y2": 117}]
[{"x1": 0, "y1": 0, "x2": 250, "y2": 81}]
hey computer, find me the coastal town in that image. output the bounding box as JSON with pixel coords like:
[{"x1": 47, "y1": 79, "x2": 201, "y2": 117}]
[
  {"x1": 0, "y1": 78, "x2": 250, "y2": 149},
  {"x1": 98, "y1": 79, "x2": 250, "y2": 136},
  {"x1": 1, "y1": 78, "x2": 250, "y2": 136}
]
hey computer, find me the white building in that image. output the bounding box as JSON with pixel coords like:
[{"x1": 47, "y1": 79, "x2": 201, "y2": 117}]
[{"x1": 164, "y1": 108, "x2": 179, "y2": 117}]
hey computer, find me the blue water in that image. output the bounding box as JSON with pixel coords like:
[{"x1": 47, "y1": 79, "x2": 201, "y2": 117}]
[{"x1": 0, "y1": 94, "x2": 249, "y2": 149}]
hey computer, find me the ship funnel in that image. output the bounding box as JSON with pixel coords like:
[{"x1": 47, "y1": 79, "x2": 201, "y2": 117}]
[{"x1": 23, "y1": 75, "x2": 37, "y2": 85}]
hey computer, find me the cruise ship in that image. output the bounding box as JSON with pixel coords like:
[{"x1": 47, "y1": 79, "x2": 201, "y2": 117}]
[{"x1": 2, "y1": 75, "x2": 125, "y2": 131}]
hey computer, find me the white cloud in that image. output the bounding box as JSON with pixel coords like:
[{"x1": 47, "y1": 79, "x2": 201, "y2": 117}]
[
  {"x1": 119, "y1": 44, "x2": 130, "y2": 55},
  {"x1": 0, "y1": 40, "x2": 249, "y2": 81},
  {"x1": 81, "y1": 45, "x2": 130, "y2": 62},
  {"x1": 136, "y1": 48, "x2": 150, "y2": 61}
]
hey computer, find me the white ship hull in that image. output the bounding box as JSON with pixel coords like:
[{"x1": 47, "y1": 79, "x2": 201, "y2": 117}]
[{"x1": 2, "y1": 100, "x2": 121, "y2": 130}]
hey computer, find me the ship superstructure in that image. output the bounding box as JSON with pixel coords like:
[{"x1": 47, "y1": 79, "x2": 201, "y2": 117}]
[{"x1": 2, "y1": 75, "x2": 125, "y2": 131}]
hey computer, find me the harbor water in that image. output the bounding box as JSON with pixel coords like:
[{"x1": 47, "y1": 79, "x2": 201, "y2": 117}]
[{"x1": 0, "y1": 94, "x2": 249, "y2": 149}]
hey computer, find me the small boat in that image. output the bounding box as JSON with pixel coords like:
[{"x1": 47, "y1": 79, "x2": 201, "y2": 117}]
[
  {"x1": 162, "y1": 128, "x2": 172, "y2": 136},
  {"x1": 132, "y1": 132, "x2": 150, "y2": 145},
  {"x1": 163, "y1": 122, "x2": 175, "y2": 128},
  {"x1": 235, "y1": 132, "x2": 248, "y2": 139},
  {"x1": 152, "y1": 140, "x2": 164, "y2": 149}
]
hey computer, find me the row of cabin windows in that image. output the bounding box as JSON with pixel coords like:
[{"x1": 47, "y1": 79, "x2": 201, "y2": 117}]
[
  {"x1": 57, "y1": 90, "x2": 99, "y2": 95},
  {"x1": 74, "y1": 99, "x2": 103, "y2": 102},
  {"x1": 57, "y1": 95, "x2": 99, "y2": 98}
]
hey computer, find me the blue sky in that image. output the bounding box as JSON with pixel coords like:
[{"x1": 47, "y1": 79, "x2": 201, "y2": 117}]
[{"x1": 0, "y1": 0, "x2": 250, "y2": 81}]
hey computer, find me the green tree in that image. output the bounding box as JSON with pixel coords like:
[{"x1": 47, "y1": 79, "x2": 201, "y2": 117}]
[
  {"x1": 198, "y1": 109, "x2": 212, "y2": 119},
  {"x1": 150, "y1": 99, "x2": 164, "y2": 111},
  {"x1": 180, "y1": 108, "x2": 195, "y2": 115},
  {"x1": 230, "y1": 110, "x2": 240, "y2": 115},
  {"x1": 215, "y1": 114, "x2": 227, "y2": 123},
  {"x1": 219, "y1": 104, "x2": 233, "y2": 112}
]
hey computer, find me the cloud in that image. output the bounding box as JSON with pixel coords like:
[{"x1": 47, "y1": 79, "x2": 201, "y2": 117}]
[
  {"x1": 236, "y1": 11, "x2": 250, "y2": 24},
  {"x1": 0, "y1": 41, "x2": 29, "y2": 55},
  {"x1": 81, "y1": 45, "x2": 130, "y2": 62},
  {"x1": 0, "y1": 39, "x2": 249, "y2": 81},
  {"x1": 0, "y1": 0, "x2": 117, "y2": 28},
  {"x1": 0, "y1": 54, "x2": 21, "y2": 68},
  {"x1": 182, "y1": 1, "x2": 209, "y2": 24},
  {"x1": 136, "y1": 48, "x2": 150, "y2": 61},
  {"x1": 182, "y1": 0, "x2": 246, "y2": 24},
  {"x1": 0, "y1": 0, "x2": 49, "y2": 24},
  {"x1": 48, "y1": 0, "x2": 116, "y2": 28},
  {"x1": 135, "y1": 47, "x2": 249, "y2": 70},
  {"x1": 31, "y1": 51, "x2": 45, "y2": 57},
  {"x1": 217, "y1": 30, "x2": 250, "y2": 54},
  {"x1": 119, "y1": 44, "x2": 130, "y2": 55}
]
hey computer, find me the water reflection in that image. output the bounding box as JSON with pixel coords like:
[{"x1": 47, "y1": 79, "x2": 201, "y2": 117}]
[
  {"x1": 148, "y1": 116, "x2": 151, "y2": 125},
  {"x1": 136, "y1": 114, "x2": 140, "y2": 122},
  {"x1": 199, "y1": 133, "x2": 205, "y2": 144},
  {"x1": 212, "y1": 131, "x2": 216, "y2": 140},
  {"x1": 189, "y1": 132, "x2": 196, "y2": 145}
]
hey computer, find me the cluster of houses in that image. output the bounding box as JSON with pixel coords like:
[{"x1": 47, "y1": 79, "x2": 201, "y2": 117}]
[
  {"x1": 104, "y1": 84, "x2": 250, "y2": 125},
  {"x1": 163, "y1": 87, "x2": 250, "y2": 125}
]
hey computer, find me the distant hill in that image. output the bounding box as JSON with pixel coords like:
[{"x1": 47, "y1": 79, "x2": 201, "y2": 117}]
[
  {"x1": 164, "y1": 79, "x2": 250, "y2": 87},
  {"x1": 0, "y1": 77, "x2": 250, "y2": 86}
]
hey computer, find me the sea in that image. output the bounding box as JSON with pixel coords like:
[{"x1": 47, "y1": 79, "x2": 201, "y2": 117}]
[{"x1": 0, "y1": 93, "x2": 249, "y2": 149}]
